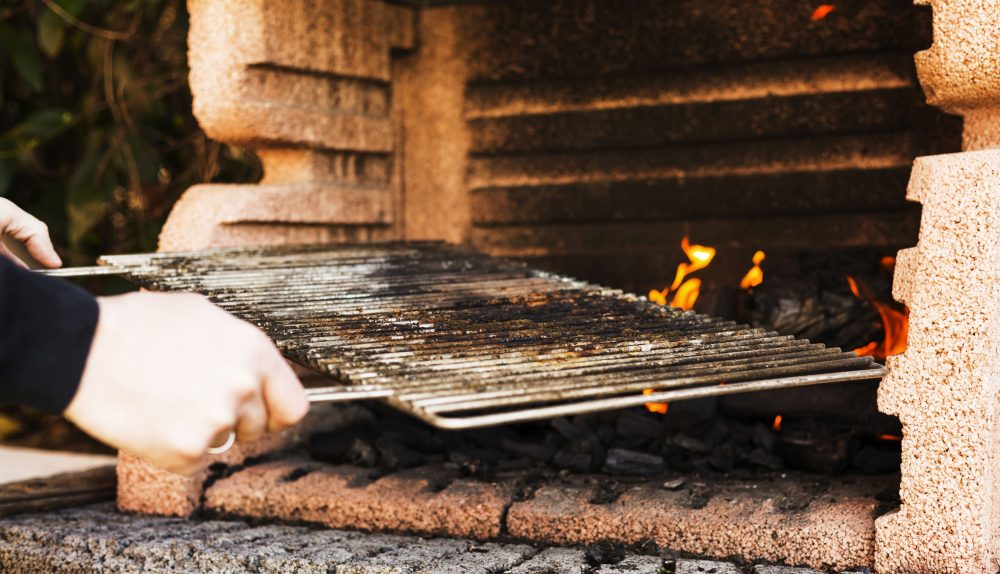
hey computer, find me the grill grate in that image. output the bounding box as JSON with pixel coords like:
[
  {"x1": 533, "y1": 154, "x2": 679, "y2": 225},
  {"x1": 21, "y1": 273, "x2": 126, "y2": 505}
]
[{"x1": 56, "y1": 242, "x2": 886, "y2": 429}]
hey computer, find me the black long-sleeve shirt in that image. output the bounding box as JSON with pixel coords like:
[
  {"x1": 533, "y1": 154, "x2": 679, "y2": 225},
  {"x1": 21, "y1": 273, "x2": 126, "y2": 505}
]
[{"x1": 0, "y1": 257, "x2": 98, "y2": 414}]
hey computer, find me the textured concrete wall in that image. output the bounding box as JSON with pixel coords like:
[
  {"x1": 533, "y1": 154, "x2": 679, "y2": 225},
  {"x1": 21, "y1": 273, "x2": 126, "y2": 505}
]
[
  {"x1": 875, "y1": 2, "x2": 1000, "y2": 571},
  {"x1": 158, "y1": 0, "x2": 414, "y2": 251}
]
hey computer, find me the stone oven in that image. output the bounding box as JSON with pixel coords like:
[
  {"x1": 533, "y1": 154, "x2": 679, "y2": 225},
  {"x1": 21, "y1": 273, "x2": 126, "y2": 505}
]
[{"x1": 114, "y1": 1, "x2": 999, "y2": 573}]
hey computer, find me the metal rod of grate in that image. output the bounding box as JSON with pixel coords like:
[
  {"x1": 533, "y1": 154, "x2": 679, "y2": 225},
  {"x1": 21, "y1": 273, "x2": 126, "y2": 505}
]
[{"x1": 48, "y1": 242, "x2": 886, "y2": 429}]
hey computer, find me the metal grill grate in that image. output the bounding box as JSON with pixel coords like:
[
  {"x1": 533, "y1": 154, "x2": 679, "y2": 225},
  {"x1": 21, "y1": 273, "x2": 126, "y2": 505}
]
[{"x1": 53, "y1": 242, "x2": 885, "y2": 429}]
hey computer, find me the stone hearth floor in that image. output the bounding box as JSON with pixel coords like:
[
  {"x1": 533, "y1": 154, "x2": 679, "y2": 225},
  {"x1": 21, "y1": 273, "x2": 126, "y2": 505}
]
[{"x1": 0, "y1": 504, "x2": 871, "y2": 574}]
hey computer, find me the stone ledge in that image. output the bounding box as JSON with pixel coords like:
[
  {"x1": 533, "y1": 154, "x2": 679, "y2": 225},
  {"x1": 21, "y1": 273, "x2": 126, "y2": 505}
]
[{"x1": 0, "y1": 504, "x2": 869, "y2": 574}]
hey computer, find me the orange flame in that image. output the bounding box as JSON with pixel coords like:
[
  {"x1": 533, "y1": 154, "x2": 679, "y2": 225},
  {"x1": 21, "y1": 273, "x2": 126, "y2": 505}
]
[
  {"x1": 648, "y1": 237, "x2": 716, "y2": 311},
  {"x1": 878, "y1": 434, "x2": 902, "y2": 442},
  {"x1": 740, "y1": 250, "x2": 766, "y2": 290},
  {"x1": 771, "y1": 415, "x2": 783, "y2": 432},
  {"x1": 811, "y1": 4, "x2": 836, "y2": 20},
  {"x1": 846, "y1": 275, "x2": 909, "y2": 359},
  {"x1": 643, "y1": 388, "x2": 668, "y2": 415}
]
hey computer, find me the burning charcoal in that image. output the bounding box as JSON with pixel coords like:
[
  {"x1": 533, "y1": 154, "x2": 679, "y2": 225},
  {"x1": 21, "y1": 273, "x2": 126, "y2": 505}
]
[
  {"x1": 661, "y1": 477, "x2": 687, "y2": 491},
  {"x1": 553, "y1": 450, "x2": 592, "y2": 472},
  {"x1": 752, "y1": 423, "x2": 777, "y2": 452},
  {"x1": 668, "y1": 433, "x2": 711, "y2": 454},
  {"x1": 853, "y1": 446, "x2": 902, "y2": 475},
  {"x1": 616, "y1": 410, "x2": 666, "y2": 440},
  {"x1": 747, "y1": 448, "x2": 784, "y2": 470},
  {"x1": 663, "y1": 398, "x2": 718, "y2": 433},
  {"x1": 603, "y1": 448, "x2": 665, "y2": 476},
  {"x1": 499, "y1": 439, "x2": 556, "y2": 463},
  {"x1": 584, "y1": 540, "x2": 626, "y2": 566},
  {"x1": 374, "y1": 437, "x2": 423, "y2": 470}
]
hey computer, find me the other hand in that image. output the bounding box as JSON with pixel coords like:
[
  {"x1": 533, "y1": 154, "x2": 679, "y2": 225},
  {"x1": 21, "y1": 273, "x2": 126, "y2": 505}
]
[
  {"x1": 0, "y1": 198, "x2": 62, "y2": 268},
  {"x1": 64, "y1": 292, "x2": 309, "y2": 475}
]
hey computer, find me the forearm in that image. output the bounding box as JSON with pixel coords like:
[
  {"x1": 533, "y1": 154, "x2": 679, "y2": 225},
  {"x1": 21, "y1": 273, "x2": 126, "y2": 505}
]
[{"x1": 0, "y1": 257, "x2": 99, "y2": 413}]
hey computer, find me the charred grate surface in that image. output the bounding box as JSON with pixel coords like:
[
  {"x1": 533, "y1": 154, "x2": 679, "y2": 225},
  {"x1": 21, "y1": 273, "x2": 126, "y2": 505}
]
[{"x1": 91, "y1": 242, "x2": 884, "y2": 429}]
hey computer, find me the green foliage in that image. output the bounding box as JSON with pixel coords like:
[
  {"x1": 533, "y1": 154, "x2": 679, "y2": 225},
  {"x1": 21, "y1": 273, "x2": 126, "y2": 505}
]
[{"x1": 0, "y1": 0, "x2": 260, "y2": 263}]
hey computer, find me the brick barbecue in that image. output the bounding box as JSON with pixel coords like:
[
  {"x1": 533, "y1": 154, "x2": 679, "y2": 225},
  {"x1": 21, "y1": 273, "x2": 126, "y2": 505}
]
[{"x1": 111, "y1": 1, "x2": 1000, "y2": 573}]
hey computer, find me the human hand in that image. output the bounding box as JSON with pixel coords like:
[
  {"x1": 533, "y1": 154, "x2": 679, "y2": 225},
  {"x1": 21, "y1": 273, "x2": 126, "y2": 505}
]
[
  {"x1": 0, "y1": 198, "x2": 63, "y2": 268},
  {"x1": 64, "y1": 291, "x2": 309, "y2": 475}
]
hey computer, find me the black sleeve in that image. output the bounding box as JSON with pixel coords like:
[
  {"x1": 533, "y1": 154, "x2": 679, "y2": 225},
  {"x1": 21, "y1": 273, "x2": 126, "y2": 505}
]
[{"x1": 0, "y1": 257, "x2": 99, "y2": 414}]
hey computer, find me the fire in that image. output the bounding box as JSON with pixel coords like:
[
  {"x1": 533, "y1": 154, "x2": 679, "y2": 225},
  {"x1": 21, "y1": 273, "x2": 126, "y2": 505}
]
[
  {"x1": 846, "y1": 274, "x2": 909, "y2": 359},
  {"x1": 740, "y1": 250, "x2": 766, "y2": 290},
  {"x1": 771, "y1": 415, "x2": 783, "y2": 432},
  {"x1": 648, "y1": 237, "x2": 716, "y2": 310},
  {"x1": 643, "y1": 388, "x2": 668, "y2": 415},
  {"x1": 878, "y1": 434, "x2": 903, "y2": 442},
  {"x1": 811, "y1": 4, "x2": 836, "y2": 20}
]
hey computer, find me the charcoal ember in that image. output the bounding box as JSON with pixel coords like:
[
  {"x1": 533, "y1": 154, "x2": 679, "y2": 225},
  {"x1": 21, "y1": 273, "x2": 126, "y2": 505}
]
[
  {"x1": 615, "y1": 410, "x2": 665, "y2": 440},
  {"x1": 662, "y1": 397, "x2": 717, "y2": 433},
  {"x1": 748, "y1": 448, "x2": 784, "y2": 470},
  {"x1": 752, "y1": 423, "x2": 777, "y2": 452},
  {"x1": 750, "y1": 276, "x2": 883, "y2": 351},
  {"x1": 584, "y1": 539, "x2": 626, "y2": 566},
  {"x1": 553, "y1": 450, "x2": 592, "y2": 472},
  {"x1": 500, "y1": 439, "x2": 556, "y2": 463},
  {"x1": 853, "y1": 446, "x2": 902, "y2": 475},
  {"x1": 603, "y1": 448, "x2": 665, "y2": 476}
]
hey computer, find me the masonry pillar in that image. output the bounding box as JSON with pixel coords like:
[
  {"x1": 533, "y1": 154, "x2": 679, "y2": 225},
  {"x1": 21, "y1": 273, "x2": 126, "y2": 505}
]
[{"x1": 874, "y1": 1, "x2": 1000, "y2": 572}]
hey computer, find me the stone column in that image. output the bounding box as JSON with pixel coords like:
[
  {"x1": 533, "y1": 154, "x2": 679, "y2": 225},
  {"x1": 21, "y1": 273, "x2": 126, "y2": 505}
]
[
  {"x1": 875, "y1": 1, "x2": 1000, "y2": 572},
  {"x1": 117, "y1": 0, "x2": 415, "y2": 517}
]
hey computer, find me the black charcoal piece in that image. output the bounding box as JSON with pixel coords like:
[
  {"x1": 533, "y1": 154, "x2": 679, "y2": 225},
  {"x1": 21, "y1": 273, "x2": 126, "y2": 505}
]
[
  {"x1": 615, "y1": 410, "x2": 666, "y2": 440},
  {"x1": 499, "y1": 439, "x2": 556, "y2": 463},
  {"x1": 853, "y1": 446, "x2": 902, "y2": 475},
  {"x1": 553, "y1": 450, "x2": 592, "y2": 472},
  {"x1": 603, "y1": 448, "x2": 665, "y2": 476}
]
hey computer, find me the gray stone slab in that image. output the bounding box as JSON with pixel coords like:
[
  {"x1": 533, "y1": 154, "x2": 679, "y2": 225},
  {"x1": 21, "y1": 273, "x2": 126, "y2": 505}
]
[
  {"x1": 0, "y1": 504, "x2": 765, "y2": 574},
  {"x1": 596, "y1": 554, "x2": 666, "y2": 573},
  {"x1": 506, "y1": 547, "x2": 588, "y2": 573},
  {"x1": 754, "y1": 566, "x2": 825, "y2": 574},
  {"x1": 676, "y1": 559, "x2": 743, "y2": 574}
]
